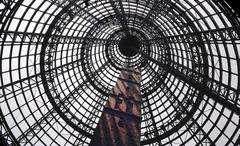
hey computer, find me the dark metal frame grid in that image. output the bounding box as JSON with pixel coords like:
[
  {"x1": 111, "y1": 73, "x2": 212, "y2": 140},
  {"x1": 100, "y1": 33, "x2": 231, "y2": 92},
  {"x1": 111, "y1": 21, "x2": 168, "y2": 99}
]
[{"x1": 0, "y1": 0, "x2": 240, "y2": 146}]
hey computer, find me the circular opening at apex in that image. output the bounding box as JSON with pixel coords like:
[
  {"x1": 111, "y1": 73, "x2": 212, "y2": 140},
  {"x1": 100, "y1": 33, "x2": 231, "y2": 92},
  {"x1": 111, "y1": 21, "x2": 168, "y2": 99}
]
[{"x1": 118, "y1": 35, "x2": 140, "y2": 57}]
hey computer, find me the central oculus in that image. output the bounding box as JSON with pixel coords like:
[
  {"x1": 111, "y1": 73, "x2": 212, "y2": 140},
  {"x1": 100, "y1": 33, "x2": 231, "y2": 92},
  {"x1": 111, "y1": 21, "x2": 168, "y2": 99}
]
[{"x1": 118, "y1": 35, "x2": 140, "y2": 57}]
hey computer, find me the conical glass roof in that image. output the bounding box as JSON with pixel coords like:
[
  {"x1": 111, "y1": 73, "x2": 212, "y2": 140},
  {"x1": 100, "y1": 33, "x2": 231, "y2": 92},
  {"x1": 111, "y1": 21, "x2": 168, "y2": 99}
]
[{"x1": 0, "y1": 0, "x2": 240, "y2": 145}]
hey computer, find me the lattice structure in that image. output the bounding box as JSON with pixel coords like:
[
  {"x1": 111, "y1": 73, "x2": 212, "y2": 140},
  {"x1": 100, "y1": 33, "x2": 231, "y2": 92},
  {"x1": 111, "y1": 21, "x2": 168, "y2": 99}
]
[{"x1": 0, "y1": 0, "x2": 240, "y2": 146}]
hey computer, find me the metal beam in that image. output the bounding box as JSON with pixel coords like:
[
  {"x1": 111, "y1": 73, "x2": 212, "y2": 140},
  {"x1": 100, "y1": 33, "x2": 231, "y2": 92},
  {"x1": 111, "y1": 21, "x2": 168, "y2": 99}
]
[
  {"x1": 142, "y1": 26, "x2": 240, "y2": 44},
  {"x1": 143, "y1": 0, "x2": 173, "y2": 22},
  {"x1": 0, "y1": 31, "x2": 116, "y2": 44},
  {"x1": 109, "y1": 0, "x2": 129, "y2": 35},
  {"x1": 0, "y1": 108, "x2": 20, "y2": 146},
  {"x1": 137, "y1": 50, "x2": 240, "y2": 115}
]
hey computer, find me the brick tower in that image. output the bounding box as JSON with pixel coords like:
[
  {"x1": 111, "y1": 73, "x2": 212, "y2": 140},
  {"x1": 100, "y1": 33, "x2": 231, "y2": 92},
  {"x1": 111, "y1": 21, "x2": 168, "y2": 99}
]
[{"x1": 90, "y1": 68, "x2": 142, "y2": 146}]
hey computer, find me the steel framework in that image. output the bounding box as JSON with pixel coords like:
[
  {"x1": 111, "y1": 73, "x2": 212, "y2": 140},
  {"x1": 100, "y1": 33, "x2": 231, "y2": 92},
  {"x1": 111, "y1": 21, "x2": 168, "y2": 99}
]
[{"x1": 0, "y1": 0, "x2": 240, "y2": 145}]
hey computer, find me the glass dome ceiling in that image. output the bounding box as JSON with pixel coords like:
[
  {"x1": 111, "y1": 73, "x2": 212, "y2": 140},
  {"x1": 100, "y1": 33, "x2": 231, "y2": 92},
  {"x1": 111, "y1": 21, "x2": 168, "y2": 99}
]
[{"x1": 0, "y1": 0, "x2": 240, "y2": 145}]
